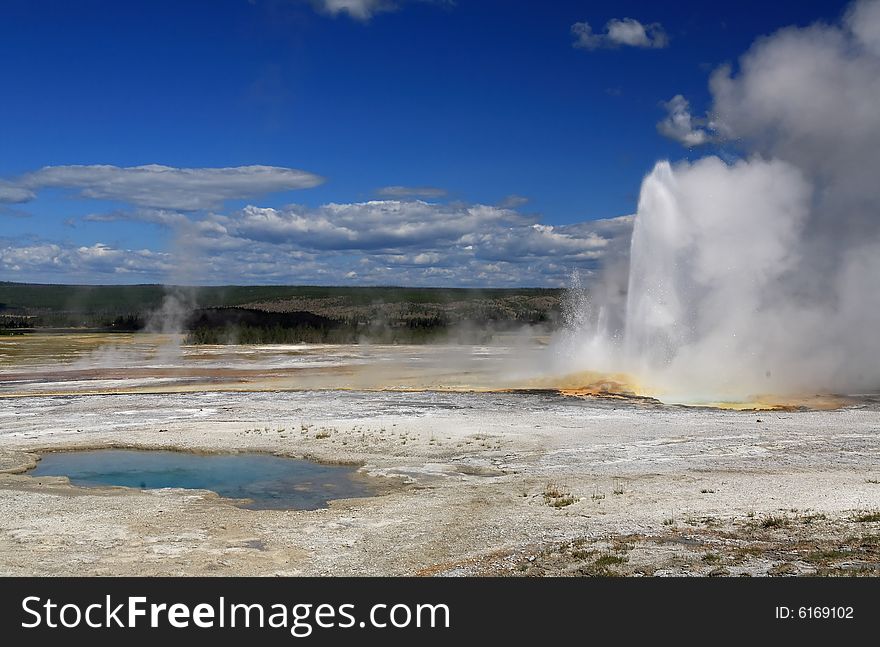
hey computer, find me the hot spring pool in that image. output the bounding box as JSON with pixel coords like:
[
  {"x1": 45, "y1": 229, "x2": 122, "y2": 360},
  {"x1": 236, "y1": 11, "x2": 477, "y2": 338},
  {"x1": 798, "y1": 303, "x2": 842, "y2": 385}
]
[{"x1": 29, "y1": 449, "x2": 374, "y2": 510}]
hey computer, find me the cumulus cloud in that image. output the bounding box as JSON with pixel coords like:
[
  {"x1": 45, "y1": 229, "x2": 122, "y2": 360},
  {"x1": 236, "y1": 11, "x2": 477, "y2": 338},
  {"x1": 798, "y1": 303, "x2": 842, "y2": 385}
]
[
  {"x1": 218, "y1": 200, "x2": 627, "y2": 273},
  {"x1": 5, "y1": 164, "x2": 324, "y2": 211},
  {"x1": 0, "y1": 239, "x2": 173, "y2": 278},
  {"x1": 376, "y1": 185, "x2": 448, "y2": 198},
  {"x1": 226, "y1": 200, "x2": 524, "y2": 251},
  {"x1": 464, "y1": 223, "x2": 608, "y2": 263},
  {"x1": 10, "y1": 181, "x2": 629, "y2": 284},
  {"x1": 1, "y1": 198, "x2": 633, "y2": 286},
  {"x1": 572, "y1": 18, "x2": 668, "y2": 50},
  {"x1": 225, "y1": 204, "x2": 631, "y2": 285},
  {"x1": 657, "y1": 94, "x2": 712, "y2": 147}
]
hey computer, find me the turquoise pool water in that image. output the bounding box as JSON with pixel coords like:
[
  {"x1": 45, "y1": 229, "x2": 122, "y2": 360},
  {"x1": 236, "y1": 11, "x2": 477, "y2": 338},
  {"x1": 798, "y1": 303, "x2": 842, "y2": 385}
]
[{"x1": 30, "y1": 449, "x2": 372, "y2": 510}]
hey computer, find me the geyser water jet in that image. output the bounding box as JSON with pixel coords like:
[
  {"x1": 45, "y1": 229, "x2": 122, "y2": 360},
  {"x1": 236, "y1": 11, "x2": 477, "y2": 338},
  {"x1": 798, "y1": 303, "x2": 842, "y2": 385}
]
[
  {"x1": 555, "y1": 0, "x2": 880, "y2": 404},
  {"x1": 621, "y1": 156, "x2": 812, "y2": 401}
]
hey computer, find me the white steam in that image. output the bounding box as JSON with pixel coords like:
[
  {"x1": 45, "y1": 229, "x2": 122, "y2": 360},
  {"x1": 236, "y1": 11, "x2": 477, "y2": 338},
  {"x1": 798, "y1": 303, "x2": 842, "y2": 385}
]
[
  {"x1": 144, "y1": 215, "x2": 203, "y2": 357},
  {"x1": 145, "y1": 289, "x2": 193, "y2": 335},
  {"x1": 557, "y1": 0, "x2": 880, "y2": 402}
]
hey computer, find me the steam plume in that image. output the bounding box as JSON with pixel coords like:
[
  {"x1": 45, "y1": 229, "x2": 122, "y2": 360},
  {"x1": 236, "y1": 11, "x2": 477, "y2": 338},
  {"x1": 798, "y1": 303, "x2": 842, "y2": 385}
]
[{"x1": 557, "y1": 0, "x2": 880, "y2": 402}]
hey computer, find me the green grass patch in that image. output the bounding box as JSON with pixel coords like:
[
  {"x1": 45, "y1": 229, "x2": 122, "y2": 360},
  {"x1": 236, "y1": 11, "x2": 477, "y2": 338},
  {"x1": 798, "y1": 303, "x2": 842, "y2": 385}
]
[
  {"x1": 804, "y1": 549, "x2": 850, "y2": 563},
  {"x1": 594, "y1": 553, "x2": 628, "y2": 567}
]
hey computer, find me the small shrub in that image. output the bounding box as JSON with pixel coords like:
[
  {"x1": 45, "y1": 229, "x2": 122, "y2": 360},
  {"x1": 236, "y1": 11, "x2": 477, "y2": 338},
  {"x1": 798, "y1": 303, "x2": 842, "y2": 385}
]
[
  {"x1": 543, "y1": 482, "x2": 577, "y2": 508},
  {"x1": 852, "y1": 510, "x2": 880, "y2": 523},
  {"x1": 760, "y1": 514, "x2": 789, "y2": 529},
  {"x1": 801, "y1": 512, "x2": 827, "y2": 525}
]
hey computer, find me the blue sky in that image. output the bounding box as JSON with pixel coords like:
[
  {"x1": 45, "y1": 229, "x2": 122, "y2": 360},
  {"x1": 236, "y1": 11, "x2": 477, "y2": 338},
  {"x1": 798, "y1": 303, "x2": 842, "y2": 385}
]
[{"x1": 0, "y1": 0, "x2": 852, "y2": 285}]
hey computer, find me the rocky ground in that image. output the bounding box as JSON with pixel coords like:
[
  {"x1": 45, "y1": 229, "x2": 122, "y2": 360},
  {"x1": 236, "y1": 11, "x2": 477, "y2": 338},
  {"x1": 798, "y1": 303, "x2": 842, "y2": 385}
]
[{"x1": 1, "y1": 388, "x2": 879, "y2": 576}]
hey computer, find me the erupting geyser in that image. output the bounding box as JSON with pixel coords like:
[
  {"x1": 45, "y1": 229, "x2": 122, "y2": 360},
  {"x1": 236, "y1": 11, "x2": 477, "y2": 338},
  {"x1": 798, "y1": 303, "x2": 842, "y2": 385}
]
[
  {"x1": 557, "y1": 0, "x2": 880, "y2": 404},
  {"x1": 622, "y1": 157, "x2": 813, "y2": 401}
]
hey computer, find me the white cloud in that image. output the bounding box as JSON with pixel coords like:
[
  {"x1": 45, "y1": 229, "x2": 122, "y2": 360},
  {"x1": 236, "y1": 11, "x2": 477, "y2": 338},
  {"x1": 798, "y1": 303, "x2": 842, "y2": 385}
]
[
  {"x1": 0, "y1": 243, "x2": 63, "y2": 273},
  {"x1": 0, "y1": 182, "x2": 35, "y2": 204},
  {"x1": 219, "y1": 204, "x2": 631, "y2": 285},
  {"x1": 464, "y1": 222, "x2": 609, "y2": 263},
  {"x1": 309, "y1": 0, "x2": 451, "y2": 21},
  {"x1": 498, "y1": 194, "x2": 528, "y2": 208},
  {"x1": 226, "y1": 200, "x2": 524, "y2": 251},
  {"x1": 1, "y1": 201, "x2": 634, "y2": 286},
  {"x1": 572, "y1": 18, "x2": 668, "y2": 50},
  {"x1": 376, "y1": 185, "x2": 448, "y2": 198},
  {"x1": 657, "y1": 94, "x2": 712, "y2": 147},
  {"x1": 8, "y1": 164, "x2": 324, "y2": 211},
  {"x1": 0, "y1": 240, "x2": 172, "y2": 277},
  {"x1": 311, "y1": 0, "x2": 396, "y2": 21}
]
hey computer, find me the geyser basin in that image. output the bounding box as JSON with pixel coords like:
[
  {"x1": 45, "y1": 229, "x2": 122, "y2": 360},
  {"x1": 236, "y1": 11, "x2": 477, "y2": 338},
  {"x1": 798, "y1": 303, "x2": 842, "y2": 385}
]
[{"x1": 29, "y1": 449, "x2": 374, "y2": 510}]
